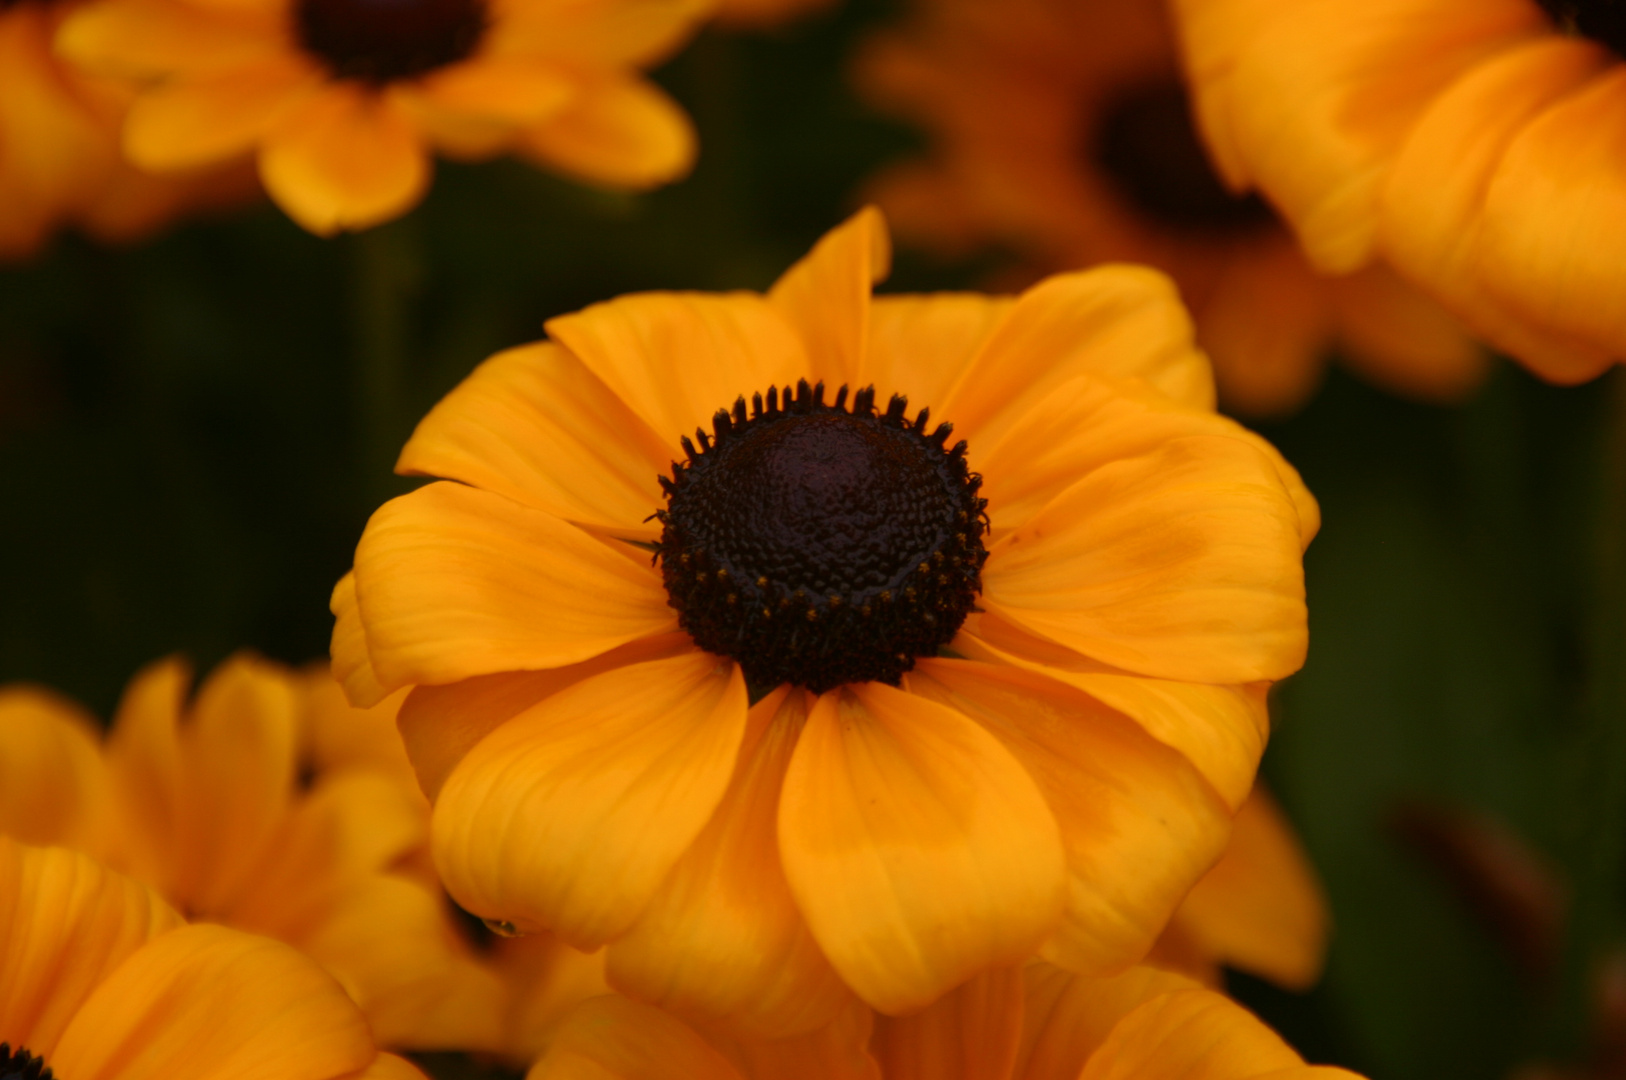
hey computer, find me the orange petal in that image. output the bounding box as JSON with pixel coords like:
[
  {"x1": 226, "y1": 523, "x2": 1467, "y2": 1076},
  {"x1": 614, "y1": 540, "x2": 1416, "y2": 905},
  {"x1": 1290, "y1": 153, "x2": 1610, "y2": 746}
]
[
  {"x1": 778, "y1": 683, "x2": 1066, "y2": 1013},
  {"x1": 713, "y1": 998, "x2": 880, "y2": 1080},
  {"x1": 493, "y1": 0, "x2": 708, "y2": 68},
  {"x1": 52, "y1": 923, "x2": 376, "y2": 1080},
  {"x1": 982, "y1": 431, "x2": 1307, "y2": 684},
  {"x1": 1378, "y1": 35, "x2": 1613, "y2": 383},
  {"x1": 123, "y1": 60, "x2": 318, "y2": 170},
  {"x1": 432, "y1": 652, "x2": 747, "y2": 947},
  {"x1": 55, "y1": 0, "x2": 282, "y2": 78},
  {"x1": 396, "y1": 341, "x2": 670, "y2": 537},
  {"x1": 1327, "y1": 262, "x2": 1487, "y2": 403},
  {"x1": 1015, "y1": 963, "x2": 1202, "y2": 1080},
  {"x1": 871, "y1": 966, "x2": 1023, "y2": 1080},
  {"x1": 101, "y1": 658, "x2": 191, "y2": 889},
  {"x1": 0, "y1": 685, "x2": 108, "y2": 848},
  {"x1": 349, "y1": 1055, "x2": 431, "y2": 1080},
  {"x1": 938, "y1": 266, "x2": 1214, "y2": 453},
  {"x1": 529, "y1": 996, "x2": 744, "y2": 1080},
  {"x1": 520, "y1": 76, "x2": 695, "y2": 191},
  {"x1": 350, "y1": 481, "x2": 675, "y2": 693},
  {"x1": 959, "y1": 611, "x2": 1269, "y2": 813},
  {"x1": 607, "y1": 688, "x2": 854, "y2": 1039},
  {"x1": 259, "y1": 84, "x2": 429, "y2": 235},
  {"x1": 545, "y1": 291, "x2": 807, "y2": 447},
  {"x1": 0, "y1": 840, "x2": 180, "y2": 1056},
  {"x1": 1169, "y1": 788, "x2": 1328, "y2": 991},
  {"x1": 766, "y1": 206, "x2": 890, "y2": 389},
  {"x1": 908, "y1": 660, "x2": 1231, "y2": 976},
  {"x1": 414, "y1": 56, "x2": 576, "y2": 128},
  {"x1": 330, "y1": 572, "x2": 389, "y2": 708},
  {"x1": 865, "y1": 293, "x2": 1014, "y2": 414}
]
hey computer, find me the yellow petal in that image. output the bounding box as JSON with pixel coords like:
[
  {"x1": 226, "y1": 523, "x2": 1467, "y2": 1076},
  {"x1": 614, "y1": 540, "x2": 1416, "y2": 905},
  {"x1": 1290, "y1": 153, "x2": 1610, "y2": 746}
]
[
  {"x1": 714, "y1": 998, "x2": 880, "y2": 1080},
  {"x1": 871, "y1": 966, "x2": 1022, "y2": 1080},
  {"x1": 1378, "y1": 35, "x2": 1613, "y2": 383},
  {"x1": 0, "y1": 840, "x2": 180, "y2": 1056},
  {"x1": 396, "y1": 341, "x2": 670, "y2": 537},
  {"x1": 52, "y1": 923, "x2": 375, "y2": 1080},
  {"x1": 865, "y1": 293, "x2": 1015, "y2": 418},
  {"x1": 56, "y1": 0, "x2": 282, "y2": 78},
  {"x1": 124, "y1": 61, "x2": 318, "y2": 170},
  {"x1": 259, "y1": 84, "x2": 429, "y2": 236},
  {"x1": 546, "y1": 291, "x2": 807, "y2": 447},
  {"x1": 102, "y1": 658, "x2": 193, "y2": 891},
  {"x1": 908, "y1": 660, "x2": 1231, "y2": 976},
  {"x1": 982, "y1": 433, "x2": 1307, "y2": 684},
  {"x1": 520, "y1": 76, "x2": 695, "y2": 191},
  {"x1": 492, "y1": 934, "x2": 612, "y2": 1064},
  {"x1": 1326, "y1": 264, "x2": 1486, "y2": 405},
  {"x1": 528, "y1": 996, "x2": 743, "y2": 1080},
  {"x1": 330, "y1": 572, "x2": 389, "y2": 708},
  {"x1": 1014, "y1": 963, "x2": 1202, "y2": 1080},
  {"x1": 766, "y1": 206, "x2": 890, "y2": 389},
  {"x1": 414, "y1": 56, "x2": 576, "y2": 128},
  {"x1": 608, "y1": 688, "x2": 854, "y2": 1039},
  {"x1": 778, "y1": 683, "x2": 1066, "y2": 1013},
  {"x1": 939, "y1": 266, "x2": 1214, "y2": 453},
  {"x1": 351, "y1": 481, "x2": 675, "y2": 693},
  {"x1": 1169, "y1": 788, "x2": 1328, "y2": 991},
  {"x1": 346, "y1": 1054, "x2": 431, "y2": 1080},
  {"x1": 958, "y1": 613, "x2": 1269, "y2": 811},
  {"x1": 0, "y1": 685, "x2": 108, "y2": 847},
  {"x1": 493, "y1": 0, "x2": 708, "y2": 69},
  {"x1": 433, "y1": 652, "x2": 747, "y2": 947}
]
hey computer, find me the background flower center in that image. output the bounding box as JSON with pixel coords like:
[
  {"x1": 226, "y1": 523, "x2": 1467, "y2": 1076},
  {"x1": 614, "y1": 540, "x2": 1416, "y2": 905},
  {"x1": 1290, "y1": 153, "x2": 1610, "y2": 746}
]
[
  {"x1": 0, "y1": 1042, "x2": 53, "y2": 1080},
  {"x1": 295, "y1": 0, "x2": 488, "y2": 83}
]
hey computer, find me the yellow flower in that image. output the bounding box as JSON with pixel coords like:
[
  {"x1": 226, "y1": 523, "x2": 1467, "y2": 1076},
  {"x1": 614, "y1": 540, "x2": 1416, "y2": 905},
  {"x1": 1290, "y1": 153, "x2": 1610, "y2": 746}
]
[
  {"x1": 1169, "y1": 0, "x2": 1626, "y2": 383},
  {"x1": 56, "y1": 0, "x2": 706, "y2": 235},
  {"x1": 857, "y1": 0, "x2": 1484, "y2": 416},
  {"x1": 0, "y1": 837, "x2": 423, "y2": 1080},
  {"x1": 334, "y1": 207, "x2": 1318, "y2": 1034},
  {"x1": 527, "y1": 963, "x2": 1363, "y2": 1080},
  {"x1": 0, "y1": 654, "x2": 505, "y2": 1054}
]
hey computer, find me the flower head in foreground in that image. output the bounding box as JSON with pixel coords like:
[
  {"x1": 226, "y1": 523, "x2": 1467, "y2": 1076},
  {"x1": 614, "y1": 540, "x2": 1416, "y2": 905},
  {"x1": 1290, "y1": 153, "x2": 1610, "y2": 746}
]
[
  {"x1": 0, "y1": 837, "x2": 424, "y2": 1080},
  {"x1": 0, "y1": 654, "x2": 506, "y2": 1054},
  {"x1": 1169, "y1": 0, "x2": 1626, "y2": 383},
  {"x1": 57, "y1": 0, "x2": 706, "y2": 234},
  {"x1": 528, "y1": 961, "x2": 1363, "y2": 1080},
  {"x1": 857, "y1": 0, "x2": 1483, "y2": 416},
  {"x1": 333, "y1": 207, "x2": 1318, "y2": 1035}
]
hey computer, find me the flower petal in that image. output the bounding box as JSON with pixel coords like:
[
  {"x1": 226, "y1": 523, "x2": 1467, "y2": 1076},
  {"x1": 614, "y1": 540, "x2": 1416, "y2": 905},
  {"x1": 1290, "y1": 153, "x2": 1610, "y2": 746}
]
[
  {"x1": 1014, "y1": 964, "x2": 1201, "y2": 1080},
  {"x1": 330, "y1": 572, "x2": 389, "y2": 708},
  {"x1": 778, "y1": 682, "x2": 1066, "y2": 1013},
  {"x1": 0, "y1": 840, "x2": 180, "y2": 1056},
  {"x1": 529, "y1": 996, "x2": 744, "y2": 1080},
  {"x1": 767, "y1": 206, "x2": 890, "y2": 389},
  {"x1": 349, "y1": 1055, "x2": 431, "y2": 1080},
  {"x1": 871, "y1": 966, "x2": 1022, "y2": 1080},
  {"x1": 53, "y1": 923, "x2": 376, "y2": 1080},
  {"x1": 259, "y1": 84, "x2": 429, "y2": 235},
  {"x1": 351, "y1": 481, "x2": 675, "y2": 693},
  {"x1": 908, "y1": 660, "x2": 1231, "y2": 977},
  {"x1": 56, "y1": 0, "x2": 282, "y2": 78},
  {"x1": 714, "y1": 999, "x2": 880, "y2": 1080},
  {"x1": 494, "y1": 0, "x2": 708, "y2": 68},
  {"x1": 0, "y1": 686, "x2": 108, "y2": 848},
  {"x1": 545, "y1": 291, "x2": 807, "y2": 447},
  {"x1": 982, "y1": 433, "x2": 1307, "y2": 684},
  {"x1": 396, "y1": 341, "x2": 670, "y2": 536},
  {"x1": 938, "y1": 266, "x2": 1214, "y2": 453},
  {"x1": 1327, "y1": 263, "x2": 1486, "y2": 403},
  {"x1": 520, "y1": 77, "x2": 695, "y2": 191},
  {"x1": 433, "y1": 652, "x2": 747, "y2": 947},
  {"x1": 101, "y1": 658, "x2": 191, "y2": 888},
  {"x1": 865, "y1": 293, "x2": 1014, "y2": 414},
  {"x1": 415, "y1": 56, "x2": 576, "y2": 128},
  {"x1": 1169, "y1": 788, "x2": 1328, "y2": 991},
  {"x1": 123, "y1": 60, "x2": 319, "y2": 170},
  {"x1": 608, "y1": 688, "x2": 854, "y2": 1039}
]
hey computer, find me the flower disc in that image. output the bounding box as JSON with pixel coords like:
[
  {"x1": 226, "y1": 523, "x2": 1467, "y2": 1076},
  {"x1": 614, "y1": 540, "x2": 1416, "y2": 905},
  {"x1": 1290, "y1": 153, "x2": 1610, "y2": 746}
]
[
  {"x1": 0, "y1": 1044, "x2": 53, "y2": 1080},
  {"x1": 1537, "y1": 0, "x2": 1626, "y2": 55},
  {"x1": 296, "y1": 0, "x2": 488, "y2": 83}
]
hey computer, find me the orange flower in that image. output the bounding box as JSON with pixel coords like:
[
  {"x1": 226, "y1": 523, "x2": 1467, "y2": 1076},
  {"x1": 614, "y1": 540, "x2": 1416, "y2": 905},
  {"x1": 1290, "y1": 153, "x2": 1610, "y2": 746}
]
[
  {"x1": 0, "y1": 0, "x2": 255, "y2": 260},
  {"x1": 1169, "y1": 0, "x2": 1626, "y2": 383},
  {"x1": 57, "y1": 0, "x2": 707, "y2": 235},
  {"x1": 0, "y1": 655, "x2": 505, "y2": 1054},
  {"x1": 527, "y1": 963, "x2": 1363, "y2": 1080},
  {"x1": 0, "y1": 837, "x2": 423, "y2": 1080},
  {"x1": 857, "y1": 0, "x2": 1483, "y2": 416},
  {"x1": 335, "y1": 207, "x2": 1318, "y2": 1034}
]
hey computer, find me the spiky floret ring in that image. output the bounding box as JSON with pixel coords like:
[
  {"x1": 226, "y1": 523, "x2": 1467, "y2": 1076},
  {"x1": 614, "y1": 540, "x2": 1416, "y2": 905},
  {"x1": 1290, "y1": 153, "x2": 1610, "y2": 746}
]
[{"x1": 655, "y1": 379, "x2": 988, "y2": 696}]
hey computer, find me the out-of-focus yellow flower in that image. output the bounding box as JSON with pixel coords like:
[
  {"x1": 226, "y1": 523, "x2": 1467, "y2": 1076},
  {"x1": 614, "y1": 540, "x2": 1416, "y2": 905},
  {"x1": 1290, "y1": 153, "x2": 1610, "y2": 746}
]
[
  {"x1": 334, "y1": 207, "x2": 1318, "y2": 1034},
  {"x1": 528, "y1": 962, "x2": 1363, "y2": 1080},
  {"x1": 1169, "y1": 0, "x2": 1626, "y2": 383},
  {"x1": 858, "y1": 0, "x2": 1484, "y2": 416},
  {"x1": 0, "y1": 837, "x2": 425, "y2": 1080},
  {"x1": 0, "y1": 0, "x2": 256, "y2": 260},
  {"x1": 56, "y1": 0, "x2": 706, "y2": 235},
  {"x1": 0, "y1": 654, "x2": 504, "y2": 1054}
]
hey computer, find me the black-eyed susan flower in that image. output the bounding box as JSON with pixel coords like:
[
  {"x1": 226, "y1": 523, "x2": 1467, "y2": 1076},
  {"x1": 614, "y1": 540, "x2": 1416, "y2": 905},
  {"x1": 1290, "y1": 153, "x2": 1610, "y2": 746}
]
[
  {"x1": 527, "y1": 962, "x2": 1364, "y2": 1080},
  {"x1": 56, "y1": 0, "x2": 706, "y2": 235},
  {"x1": 857, "y1": 0, "x2": 1484, "y2": 416},
  {"x1": 334, "y1": 207, "x2": 1318, "y2": 1034},
  {"x1": 0, "y1": 654, "x2": 507, "y2": 1055},
  {"x1": 0, "y1": 837, "x2": 424, "y2": 1080},
  {"x1": 1169, "y1": 0, "x2": 1626, "y2": 383}
]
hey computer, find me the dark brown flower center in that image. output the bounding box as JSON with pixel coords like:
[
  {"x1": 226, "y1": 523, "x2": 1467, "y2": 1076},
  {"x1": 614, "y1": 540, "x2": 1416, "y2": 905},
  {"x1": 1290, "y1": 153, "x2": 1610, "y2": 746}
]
[
  {"x1": 1090, "y1": 78, "x2": 1274, "y2": 235},
  {"x1": 655, "y1": 380, "x2": 988, "y2": 697},
  {"x1": 295, "y1": 0, "x2": 487, "y2": 83},
  {"x1": 1537, "y1": 0, "x2": 1626, "y2": 55},
  {"x1": 0, "y1": 1044, "x2": 52, "y2": 1080}
]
